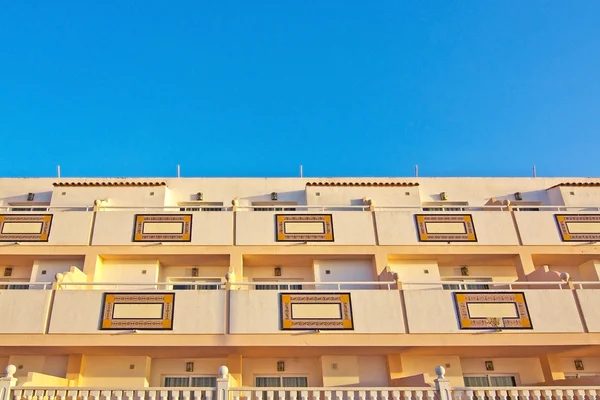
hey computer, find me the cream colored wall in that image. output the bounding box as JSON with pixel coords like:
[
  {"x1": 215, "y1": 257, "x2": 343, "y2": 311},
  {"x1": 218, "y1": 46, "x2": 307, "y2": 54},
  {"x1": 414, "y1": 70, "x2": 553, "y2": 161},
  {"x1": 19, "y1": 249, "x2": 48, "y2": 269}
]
[
  {"x1": 21, "y1": 372, "x2": 70, "y2": 387},
  {"x1": 575, "y1": 290, "x2": 600, "y2": 332},
  {"x1": 0, "y1": 290, "x2": 52, "y2": 333},
  {"x1": 402, "y1": 289, "x2": 584, "y2": 333},
  {"x1": 460, "y1": 357, "x2": 545, "y2": 385},
  {"x1": 390, "y1": 260, "x2": 442, "y2": 290},
  {"x1": 8, "y1": 355, "x2": 68, "y2": 380},
  {"x1": 96, "y1": 260, "x2": 160, "y2": 288},
  {"x1": 42, "y1": 212, "x2": 94, "y2": 245},
  {"x1": 160, "y1": 266, "x2": 229, "y2": 282},
  {"x1": 399, "y1": 356, "x2": 464, "y2": 387},
  {"x1": 375, "y1": 211, "x2": 519, "y2": 245},
  {"x1": 243, "y1": 266, "x2": 314, "y2": 284},
  {"x1": 313, "y1": 260, "x2": 375, "y2": 289},
  {"x1": 0, "y1": 266, "x2": 32, "y2": 280},
  {"x1": 320, "y1": 356, "x2": 388, "y2": 387},
  {"x1": 547, "y1": 265, "x2": 582, "y2": 281},
  {"x1": 438, "y1": 266, "x2": 518, "y2": 282},
  {"x1": 560, "y1": 358, "x2": 600, "y2": 374},
  {"x1": 559, "y1": 187, "x2": 600, "y2": 207},
  {"x1": 50, "y1": 186, "x2": 167, "y2": 207},
  {"x1": 305, "y1": 186, "x2": 422, "y2": 207},
  {"x1": 229, "y1": 290, "x2": 404, "y2": 334},
  {"x1": 32, "y1": 259, "x2": 84, "y2": 283},
  {"x1": 149, "y1": 358, "x2": 225, "y2": 386},
  {"x1": 514, "y1": 212, "x2": 568, "y2": 245},
  {"x1": 91, "y1": 211, "x2": 233, "y2": 245},
  {"x1": 3, "y1": 177, "x2": 600, "y2": 209},
  {"x1": 579, "y1": 260, "x2": 600, "y2": 282},
  {"x1": 235, "y1": 211, "x2": 377, "y2": 245},
  {"x1": 81, "y1": 356, "x2": 151, "y2": 388},
  {"x1": 242, "y1": 358, "x2": 322, "y2": 387},
  {"x1": 48, "y1": 290, "x2": 225, "y2": 334}
]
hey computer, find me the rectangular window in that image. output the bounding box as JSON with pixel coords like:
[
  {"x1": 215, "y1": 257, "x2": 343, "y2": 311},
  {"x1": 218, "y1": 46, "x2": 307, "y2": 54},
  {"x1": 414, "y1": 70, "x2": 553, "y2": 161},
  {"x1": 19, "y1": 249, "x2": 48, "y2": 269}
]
[
  {"x1": 255, "y1": 376, "x2": 308, "y2": 400},
  {"x1": 463, "y1": 375, "x2": 517, "y2": 387},
  {"x1": 442, "y1": 279, "x2": 492, "y2": 291},
  {"x1": 179, "y1": 207, "x2": 223, "y2": 212},
  {"x1": 423, "y1": 207, "x2": 464, "y2": 212},
  {"x1": 172, "y1": 280, "x2": 222, "y2": 290},
  {"x1": 254, "y1": 207, "x2": 297, "y2": 212},
  {"x1": 164, "y1": 376, "x2": 217, "y2": 400},
  {"x1": 255, "y1": 284, "x2": 303, "y2": 291}
]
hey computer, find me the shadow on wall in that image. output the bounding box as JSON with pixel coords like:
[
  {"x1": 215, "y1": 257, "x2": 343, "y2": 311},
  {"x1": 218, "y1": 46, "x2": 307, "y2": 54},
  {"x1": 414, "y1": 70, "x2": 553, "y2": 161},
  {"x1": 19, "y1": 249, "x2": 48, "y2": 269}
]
[
  {"x1": 1, "y1": 191, "x2": 53, "y2": 206},
  {"x1": 242, "y1": 191, "x2": 307, "y2": 205},
  {"x1": 390, "y1": 373, "x2": 434, "y2": 388}
]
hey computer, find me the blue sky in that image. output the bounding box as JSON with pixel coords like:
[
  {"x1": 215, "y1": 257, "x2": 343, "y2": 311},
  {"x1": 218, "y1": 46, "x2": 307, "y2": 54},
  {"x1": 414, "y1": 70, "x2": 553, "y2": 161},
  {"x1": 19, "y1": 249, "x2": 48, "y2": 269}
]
[{"x1": 0, "y1": 2, "x2": 599, "y2": 178}]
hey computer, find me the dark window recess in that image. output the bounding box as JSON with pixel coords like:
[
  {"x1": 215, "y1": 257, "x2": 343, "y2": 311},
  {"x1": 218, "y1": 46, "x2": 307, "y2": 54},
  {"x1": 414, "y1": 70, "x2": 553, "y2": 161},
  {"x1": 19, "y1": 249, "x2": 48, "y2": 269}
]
[
  {"x1": 179, "y1": 207, "x2": 222, "y2": 212},
  {"x1": 254, "y1": 207, "x2": 297, "y2": 212},
  {"x1": 255, "y1": 284, "x2": 303, "y2": 291},
  {"x1": 173, "y1": 283, "x2": 221, "y2": 290},
  {"x1": 164, "y1": 376, "x2": 217, "y2": 400},
  {"x1": 11, "y1": 207, "x2": 47, "y2": 212},
  {"x1": 423, "y1": 207, "x2": 464, "y2": 212},
  {"x1": 0, "y1": 284, "x2": 29, "y2": 290}
]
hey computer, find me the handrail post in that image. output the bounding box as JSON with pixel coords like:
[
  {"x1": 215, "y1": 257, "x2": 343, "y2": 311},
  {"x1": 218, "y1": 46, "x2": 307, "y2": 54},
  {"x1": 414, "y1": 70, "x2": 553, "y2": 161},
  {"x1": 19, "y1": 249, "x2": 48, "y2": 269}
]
[
  {"x1": 1, "y1": 365, "x2": 18, "y2": 400},
  {"x1": 434, "y1": 366, "x2": 452, "y2": 400},
  {"x1": 217, "y1": 366, "x2": 230, "y2": 400}
]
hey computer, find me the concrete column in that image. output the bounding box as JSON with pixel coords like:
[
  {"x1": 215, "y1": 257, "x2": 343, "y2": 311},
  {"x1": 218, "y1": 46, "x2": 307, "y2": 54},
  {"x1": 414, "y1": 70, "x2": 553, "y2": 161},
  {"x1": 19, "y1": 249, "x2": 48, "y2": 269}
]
[
  {"x1": 374, "y1": 252, "x2": 389, "y2": 277},
  {"x1": 216, "y1": 366, "x2": 230, "y2": 400},
  {"x1": 386, "y1": 354, "x2": 403, "y2": 381},
  {"x1": 82, "y1": 254, "x2": 103, "y2": 283},
  {"x1": 539, "y1": 354, "x2": 565, "y2": 383},
  {"x1": 65, "y1": 354, "x2": 86, "y2": 386},
  {"x1": 434, "y1": 366, "x2": 452, "y2": 400},
  {"x1": 515, "y1": 253, "x2": 536, "y2": 281},
  {"x1": 226, "y1": 355, "x2": 242, "y2": 386}
]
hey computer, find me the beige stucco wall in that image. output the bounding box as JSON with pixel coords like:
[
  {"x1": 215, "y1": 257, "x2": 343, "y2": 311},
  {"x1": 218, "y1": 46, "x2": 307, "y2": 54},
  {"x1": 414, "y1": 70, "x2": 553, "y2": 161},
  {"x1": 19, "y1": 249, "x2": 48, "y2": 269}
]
[
  {"x1": 81, "y1": 356, "x2": 151, "y2": 387},
  {"x1": 8, "y1": 355, "x2": 68, "y2": 382},
  {"x1": 242, "y1": 358, "x2": 323, "y2": 387},
  {"x1": 375, "y1": 211, "x2": 519, "y2": 245},
  {"x1": 399, "y1": 355, "x2": 464, "y2": 387},
  {"x1": 235, "y1": 211, "x2": 376, "y2": 245},
  {"x1": 0, "y1": 290, "x2": 52, "y2": 333},
  {"x1": 48, "y1": 290, "x2": 225, "y2": 334},
  {"x1": 95, "y1": 260, "x2": 161, "y2": 288},
  {"x1": 243, "y1": 266, "x2": 314, "y2": 284},
  {"x1": 50, "y1": 186, "x2": 167, "y2": 208},
  {"x1": 560, "y1": 357, "x2": 600, "y2": 375},
  {"x1": 460, "y1": 357, "x2": 545, "y2": 385},
  {"x1": 403, "y1": 289, "x2": 584, "y2": 333},
  {"x1": 91, "y1": 211, "x2": 233, "y2": 245},
  {"x1": 390, "y1": 260, "x2": 442, "y2": 290},
  {"x1": 229, "y1": 290, "x2": 405, "y2": 334},
  {"x1": 149, "y1": 358, "x2": 225, "y2": 386},
  {"x1": 575, "y1": 289, "x2": 600, "y2": 332},
  {"x1": 514, "y1": 212, "x2": 577, "y2": 245},
  {"x1": 32, "y1": 259, "x2": 84, "y2": 284},
  {"x1": 320, "y1": 355, "x2": 389, "y2": 387},
  {"x1": 48, "y1": 212, "x2": 94, "y2": 245},
  {"x1": 313, "y1": 259, "x2": 375, "y2": 289}
]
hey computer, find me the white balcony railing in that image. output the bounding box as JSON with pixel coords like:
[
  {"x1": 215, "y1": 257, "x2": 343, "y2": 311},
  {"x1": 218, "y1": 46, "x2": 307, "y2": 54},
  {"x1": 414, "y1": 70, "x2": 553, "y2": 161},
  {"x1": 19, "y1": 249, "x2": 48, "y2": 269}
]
[
  {"x1": 229, "y1": 387, "x2": 439, "y2": 400},
  {"x1": 10, "y1": 387, "x2": 215, "y2": 400},
  {"x1": 451, "y1": 387, "x2": 600, "y2": 400},
  {"x1": 6, "y1": 280, "x2": 600, "y2": 292}
]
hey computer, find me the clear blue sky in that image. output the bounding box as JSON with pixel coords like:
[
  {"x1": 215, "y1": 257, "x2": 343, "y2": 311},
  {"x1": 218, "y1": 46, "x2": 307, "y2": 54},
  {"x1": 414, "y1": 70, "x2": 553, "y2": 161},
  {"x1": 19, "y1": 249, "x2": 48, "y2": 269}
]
[{"x1": 1, "y1": 2, "x2": 599, "y2": 178}]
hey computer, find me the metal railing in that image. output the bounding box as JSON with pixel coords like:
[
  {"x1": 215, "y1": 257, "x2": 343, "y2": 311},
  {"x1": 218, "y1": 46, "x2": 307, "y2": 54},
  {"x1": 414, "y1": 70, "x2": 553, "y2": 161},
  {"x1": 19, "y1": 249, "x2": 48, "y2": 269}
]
[
  {"x1": 230, "y1": 281, "x2": 396, "y2": 290},
  {"x1": 3, "y1": 205, "x2": 600, "y2": 213},
  {"x1": 400, "y1": 281, "x2": 600, "y2": 290},
  {"x1": 8, "y1": 280, "x2": 600, "y2": 292}
]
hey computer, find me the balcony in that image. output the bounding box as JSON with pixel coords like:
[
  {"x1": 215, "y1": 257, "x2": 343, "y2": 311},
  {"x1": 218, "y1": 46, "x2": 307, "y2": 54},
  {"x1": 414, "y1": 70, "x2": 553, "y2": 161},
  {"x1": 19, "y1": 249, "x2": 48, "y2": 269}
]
[
  {"x1": 228, "y1": 282, "x2": 404, "y2": 334},
  {"x1": 0, "y1": 204, "x2": 599, "y2": 247},
  {"x1": 3, "y1": 365, "x2": 600, "y2": 400},
  {"x1": 401, "y1": 281, "x2": 587, "y2": 334},
  {"x1": 2, "y1": 279, "x2": 600, "y2": 335}
]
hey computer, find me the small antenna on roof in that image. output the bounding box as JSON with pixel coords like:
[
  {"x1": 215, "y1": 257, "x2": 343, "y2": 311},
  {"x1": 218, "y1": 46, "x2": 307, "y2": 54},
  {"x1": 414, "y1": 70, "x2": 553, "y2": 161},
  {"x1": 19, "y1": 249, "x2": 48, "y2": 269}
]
[
  {"x1": 300, "y1": 165, "x2": 303, "y2": 178},
  {"x1": 532, "y1": 165, "x2": 537, "y2": 178},
  {"x1": 57, "y1": 165, "x2": 61, "y2": 178},
  {"x1": 177, "y1": 165, "x2": 181, "y2": 178},
  {"x1": 415, "y1": 164, "x2": 419, "y2": 177}
]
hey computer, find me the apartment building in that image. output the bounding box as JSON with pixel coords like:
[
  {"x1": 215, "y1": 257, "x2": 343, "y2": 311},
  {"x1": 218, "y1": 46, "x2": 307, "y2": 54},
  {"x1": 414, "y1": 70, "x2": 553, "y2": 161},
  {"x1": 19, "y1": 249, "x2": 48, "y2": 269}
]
[{"x1": 1, "y1": 177, "x2": 600, "y2": 400}]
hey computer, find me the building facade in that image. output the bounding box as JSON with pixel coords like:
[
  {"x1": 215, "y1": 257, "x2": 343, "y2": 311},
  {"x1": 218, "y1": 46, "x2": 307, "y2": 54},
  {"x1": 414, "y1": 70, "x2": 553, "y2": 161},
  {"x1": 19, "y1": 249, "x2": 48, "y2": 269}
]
[{"x1": 1, "y1": 177, "x2": 600, "y2": 396}]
